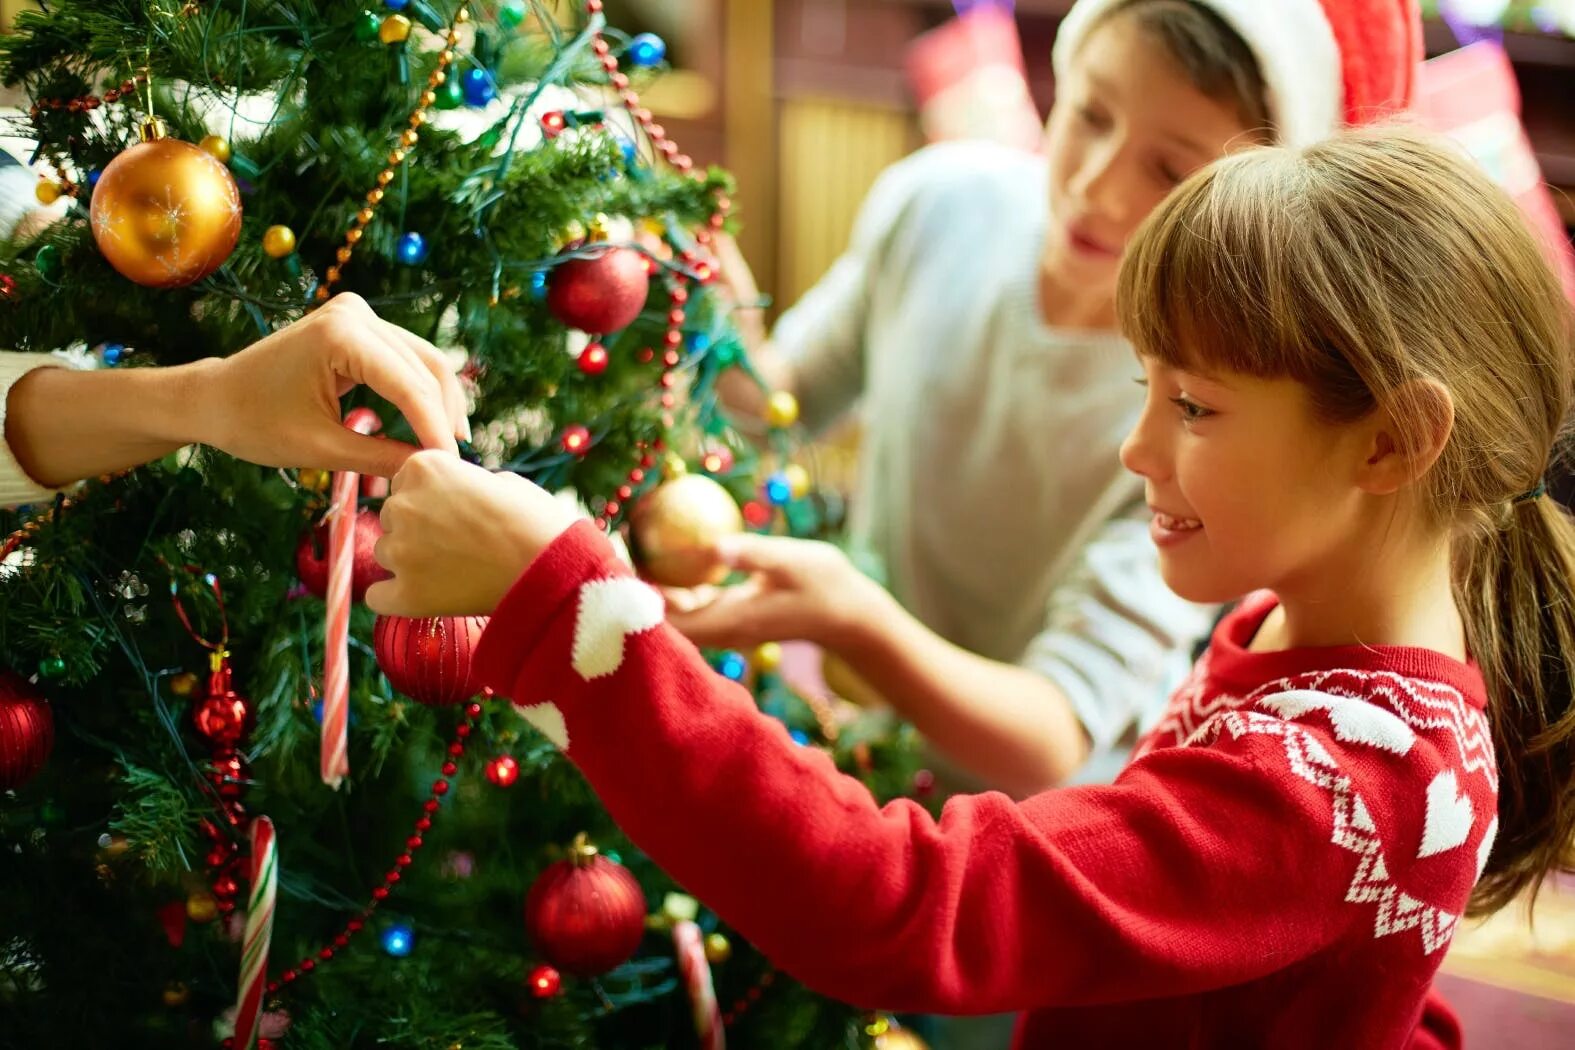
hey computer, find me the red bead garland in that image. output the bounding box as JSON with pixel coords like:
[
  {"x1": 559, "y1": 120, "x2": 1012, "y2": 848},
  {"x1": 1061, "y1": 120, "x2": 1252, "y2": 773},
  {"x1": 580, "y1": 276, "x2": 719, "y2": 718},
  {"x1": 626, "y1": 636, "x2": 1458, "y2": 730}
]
[{"x1": 265, "y1": 699, "x2": 486, "y2": 995}]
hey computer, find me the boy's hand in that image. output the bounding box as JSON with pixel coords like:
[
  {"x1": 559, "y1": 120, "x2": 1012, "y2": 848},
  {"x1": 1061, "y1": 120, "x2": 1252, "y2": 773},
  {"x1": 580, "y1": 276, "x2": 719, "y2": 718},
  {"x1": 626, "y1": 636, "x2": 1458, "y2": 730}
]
[
  {"x1": 664, "y1": 534, "x2": 891, "y2": 650},
  {"x1": 191, "y1": 293, "x2": 469, "y2": 477},
  {"x1": 365, "y1": 451, "x2": 577, "y2": 617}
]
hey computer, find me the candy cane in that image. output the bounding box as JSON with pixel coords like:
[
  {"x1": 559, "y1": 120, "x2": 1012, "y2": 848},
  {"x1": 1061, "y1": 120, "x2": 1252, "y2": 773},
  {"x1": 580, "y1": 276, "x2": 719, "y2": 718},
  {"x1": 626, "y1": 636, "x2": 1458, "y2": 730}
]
[
  {"x1": 320, "y1": 407, "x2": 381, "y2": 789},
  {"x1": 673, "y1": 920, "x2": 724, "y2": 1050},
  {"x1": 232, "y1": 817, "x2": 277, "y2": 1050}
]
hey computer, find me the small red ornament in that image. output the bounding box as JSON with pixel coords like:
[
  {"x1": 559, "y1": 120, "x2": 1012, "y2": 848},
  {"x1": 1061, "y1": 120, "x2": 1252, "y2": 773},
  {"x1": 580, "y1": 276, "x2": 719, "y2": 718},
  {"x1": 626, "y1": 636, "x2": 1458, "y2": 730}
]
[
  {"x1": 524, "y1": 833, "x2": 646, "y2": 977},
  {"x1": 486, "y1": 755, "x2": 520, "y2": 787},
  {"x1": 192, "y1": 660, "x2": 251, "y2": 747},
  {"x1": 0, "y1": 273, "x2": 16, "y2": 299},
  {"x1": 560, "y1": 425, "x2": 592, "y2": 456},
  {"x1": 546, "y1": 247, "x2": 650, "y2": 334},
  {"x1": 0, "y1": 669, "x2": 53, "y2": 790},
  {"x1": 208, "y1": 751, "x2": 249, "y2": 800},
  {"x1": 741, "y1": 500, "x2": 772, "y2": 529},
  {"x1": 295, "y1": 508, "x2": 389, "y2": 601},
  {"x1": 373, "y1": 615, "x2": 488, "y2": 706},
  {"x1": 578, "y1": 341, "x2": 610, "y2": 375},
  {"x1": 528, "y1": 963, "x2": 563, "y2": 998},
  {"x1": 540, "y1": 111, "x2": 567, "y2": 138}
]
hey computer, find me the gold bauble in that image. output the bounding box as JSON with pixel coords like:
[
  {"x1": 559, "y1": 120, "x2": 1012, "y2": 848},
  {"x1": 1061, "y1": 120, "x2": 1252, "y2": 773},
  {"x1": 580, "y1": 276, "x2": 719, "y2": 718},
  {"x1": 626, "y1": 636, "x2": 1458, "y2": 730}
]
[
  {"x1": 380, "y1": 13, "x2": 413, "y2": 44},
  {"x1": 629, "y1": 473, "x2": 743, "y2": 587},
  {"x1": 753, "y1": 641, "x2": 783, "y2": 673},
  {"x1": 169, "y1": 671, "x2": 201, "y2": 698},
  {"x1": 90, "y1": 120, "x2": 242, "y2": 288},
  {"x1": 197, "y1": 134, "x2": 232, "y2": 164},
  {"x1": 161, "y1": 980, "x2": 190, "y2": 1007},
  {"x1": 703, "y1": 932, "x2": 732, "y2": 964},
  {"x1": 297, "y1": 466, "x2": 329, "y2": 492},
  {"x1": 820, "y1": 650, "x2": 885, "y2": 708},
  {"x1": 34, "y1": 180, "x2": 61, "y2": 205},
  {"x1": 185, "y1": 891, "x2": 219, "y2": 924},
  {"x1": 262, "y1": 224, "x2": 297, "y2": 259},
  {"x1": 765, "y1": 390, "x2": 800, "y2": 429},
  {"x1": 783, "y1": 463, "x2": 811, "y2": 499},
  {"x1": 874, "y1": 1027, "x2": 930, "y2": 1050}
]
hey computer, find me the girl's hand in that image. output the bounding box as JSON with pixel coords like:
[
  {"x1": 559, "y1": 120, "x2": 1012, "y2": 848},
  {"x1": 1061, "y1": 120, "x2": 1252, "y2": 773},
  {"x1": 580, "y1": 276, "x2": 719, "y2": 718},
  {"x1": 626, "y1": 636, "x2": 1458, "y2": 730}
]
[
  {"x1": 365, "y1": 451, "x2": 578, "y2": 617},
  {"x1": 191, "y1": 293, "x2": 469, "y2": 477},
  {"x1": 664, "y1": 534, "x2": 891, "y2": 651}
]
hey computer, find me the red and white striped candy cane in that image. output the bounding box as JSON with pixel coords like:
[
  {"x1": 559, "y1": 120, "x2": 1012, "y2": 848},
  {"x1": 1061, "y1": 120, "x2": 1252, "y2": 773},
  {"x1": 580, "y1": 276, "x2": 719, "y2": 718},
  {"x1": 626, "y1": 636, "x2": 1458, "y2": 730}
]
[
  {"x1": 673, "y1": 919, "x2": 724, "y2": 1050},
  {"x1": 321, "y1": 407, "x2": 381, "y2": 788},
  {"x1": 232, "y1": 816, "x2": 277, "y2": 1050}
]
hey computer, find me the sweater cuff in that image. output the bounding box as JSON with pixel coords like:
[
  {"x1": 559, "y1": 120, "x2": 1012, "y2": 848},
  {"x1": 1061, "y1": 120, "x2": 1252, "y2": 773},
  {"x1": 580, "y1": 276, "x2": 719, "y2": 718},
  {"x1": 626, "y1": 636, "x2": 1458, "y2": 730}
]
[
  {"x1": 474, "y1": 519, "x2": 634, "y2": 702},
  {"x1": 0, "y1": 352, "x2": 75, "y2": 510}
]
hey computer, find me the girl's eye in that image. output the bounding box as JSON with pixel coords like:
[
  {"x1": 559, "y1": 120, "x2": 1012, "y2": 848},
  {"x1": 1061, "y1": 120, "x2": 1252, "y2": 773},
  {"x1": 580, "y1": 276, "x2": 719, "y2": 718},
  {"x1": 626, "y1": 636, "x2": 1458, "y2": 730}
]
[
  {"x1": 1078, "y1": 105, "x2": 1112, "y2": 130},
  {"x1": 1170, "y1": 395, "x2": 1213, "y2": 423}
]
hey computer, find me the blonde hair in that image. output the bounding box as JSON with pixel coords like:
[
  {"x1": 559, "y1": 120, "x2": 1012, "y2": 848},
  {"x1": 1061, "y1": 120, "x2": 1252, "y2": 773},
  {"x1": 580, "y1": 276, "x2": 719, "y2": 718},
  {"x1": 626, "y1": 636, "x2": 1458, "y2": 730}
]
[{"x1": 1118, "y1": 126, "x2": 1575, "y2": 915}]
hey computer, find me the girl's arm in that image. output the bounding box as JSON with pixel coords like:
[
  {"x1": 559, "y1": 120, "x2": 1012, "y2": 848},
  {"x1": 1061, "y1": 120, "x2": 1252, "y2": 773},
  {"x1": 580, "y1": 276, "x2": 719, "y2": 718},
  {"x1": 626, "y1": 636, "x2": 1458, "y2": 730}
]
[{"x1": 471, "y1": 520, "x2": 1358, "y2": 1013}]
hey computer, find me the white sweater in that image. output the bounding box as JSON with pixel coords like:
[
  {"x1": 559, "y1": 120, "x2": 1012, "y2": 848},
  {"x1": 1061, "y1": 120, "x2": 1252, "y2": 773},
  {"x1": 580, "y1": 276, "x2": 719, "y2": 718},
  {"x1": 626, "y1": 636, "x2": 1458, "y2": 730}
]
[
  {"x1": 0, "y1": 350, "x2": 72, "y2": 509},
  {"x1": 774, "y1": 142, "x2": 1216, "y2": 766}
]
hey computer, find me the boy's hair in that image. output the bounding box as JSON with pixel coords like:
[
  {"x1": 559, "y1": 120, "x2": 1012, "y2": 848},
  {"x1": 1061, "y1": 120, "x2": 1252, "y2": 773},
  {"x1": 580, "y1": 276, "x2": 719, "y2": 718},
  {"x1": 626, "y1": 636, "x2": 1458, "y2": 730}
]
[
  {"x1": 1094, "y1": 0, "x2": 1273, "y2": 138},
  {"x1": 1118, "y1": 126, "x2": 1575, "y2": 916}
]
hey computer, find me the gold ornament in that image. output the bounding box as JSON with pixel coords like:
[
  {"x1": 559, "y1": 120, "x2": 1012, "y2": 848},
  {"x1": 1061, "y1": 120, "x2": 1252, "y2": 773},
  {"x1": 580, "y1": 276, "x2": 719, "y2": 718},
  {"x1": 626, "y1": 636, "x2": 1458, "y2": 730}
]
[
  {"x1": 297, "y1": 467, "x2": 330, "y2": 492},
  {"x1": 262, "y1": 224, "x2": 297, "y2": 259},
  {"x1": 753, "y1": 642, "x2": 783, "y2": 673},
  {"x1": 34, "y1": 180, "x2": 61, "y2": 205},
  {"x1": 90, "y1": 118, "x2": 242, "y2": 288},
  {"x1": 874, "y1": 1028, "x2": 930, "y2": 1050},
  {"x1": 783, "y1": 463, "x2": 811, "y2": 499},
  {"x1": 185, "y1": 891, "x2": 219, "y2": 924},
  {"x1": 197, "y1": 134, "x2": 232, "y2": 164},
  {"x1": 629, "y1": 472, "x2": 744, "y2": 587},
  {"x1": 169, "y1": 671, "x2": 201, "y2": 697},
  {"x1": 703, "y1": 932, "x2": 732, "y2": 964},
  {"x1": 380, "y1": 13, "x2": 413, "y2": 44},
  {"x1": 765, "y1": 391, "x2": 800, "y2": 429},
  {"x1": 162, "y1": 980, "x2": 190, "y2": 1007}
]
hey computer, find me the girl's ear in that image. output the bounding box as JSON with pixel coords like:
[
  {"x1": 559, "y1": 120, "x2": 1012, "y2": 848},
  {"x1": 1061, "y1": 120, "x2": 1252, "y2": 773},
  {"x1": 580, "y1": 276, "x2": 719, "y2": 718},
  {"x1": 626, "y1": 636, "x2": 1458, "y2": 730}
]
[{"x1": 1354, "y1": 379, "x2": 1454, "y2": 496}]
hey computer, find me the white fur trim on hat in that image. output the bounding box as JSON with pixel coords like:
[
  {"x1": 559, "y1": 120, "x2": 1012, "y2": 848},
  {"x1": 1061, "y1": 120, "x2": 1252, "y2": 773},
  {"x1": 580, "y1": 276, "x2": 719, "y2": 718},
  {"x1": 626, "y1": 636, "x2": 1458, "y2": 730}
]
[{"x1": 1051, "y1": 0, "x2": 1343, "y2": 148}]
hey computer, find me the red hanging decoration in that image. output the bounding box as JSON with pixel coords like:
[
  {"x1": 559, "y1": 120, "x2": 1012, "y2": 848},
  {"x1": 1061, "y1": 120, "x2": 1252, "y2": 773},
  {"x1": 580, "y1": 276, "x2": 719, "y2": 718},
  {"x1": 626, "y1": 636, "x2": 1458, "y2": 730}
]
[
  {"x1": 546, "y1": 246, "x2": 650, "y2": 334},
  {"x1": 192, "y1": 656, "x2": 252, "y2": 747},
  {"x1": 0, "y1": 668, "x2": 53, "y2": 790},
  {"x1": 373, "y1": 615, "x2": 488, "y2": 706},
  {"x1": 295, "y1": 509, "x2": 390, "y2": 601},
  {"x1": 524, "y1": 833, "x2": 647, "y2": 977},
  {"x1": 527, "y1": 963, "x2": 563, "y2": 998}
]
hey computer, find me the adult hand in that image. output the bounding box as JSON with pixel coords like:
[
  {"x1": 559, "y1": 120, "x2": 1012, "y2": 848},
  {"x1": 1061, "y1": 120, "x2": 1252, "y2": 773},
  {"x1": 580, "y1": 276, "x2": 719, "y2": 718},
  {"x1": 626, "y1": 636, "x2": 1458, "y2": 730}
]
[{"x1": 191, "y1": 292, "x2": 468, "y2": 476}]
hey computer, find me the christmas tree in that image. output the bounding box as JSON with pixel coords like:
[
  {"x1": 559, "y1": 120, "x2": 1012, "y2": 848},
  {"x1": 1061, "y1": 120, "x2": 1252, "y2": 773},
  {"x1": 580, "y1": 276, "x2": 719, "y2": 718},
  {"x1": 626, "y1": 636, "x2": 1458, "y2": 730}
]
[{"x1": 0, "y1": 2, "x2": 912, "y2": 1046}]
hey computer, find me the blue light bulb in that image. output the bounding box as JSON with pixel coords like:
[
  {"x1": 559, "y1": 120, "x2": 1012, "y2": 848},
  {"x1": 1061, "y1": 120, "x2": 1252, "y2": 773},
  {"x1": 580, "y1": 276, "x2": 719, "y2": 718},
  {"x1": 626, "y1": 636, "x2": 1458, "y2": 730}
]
[
  {"x1": 789, "y1": 729, "x2": 811, "y2": 747},
  {"x1": 101, "y1": 343, "x2": 126, "y2": 366},
  {"x1": 384, "y1": 0, "x2": 410, "y2": 10},
  {"x1": 462, "y1": 68, "x2": 496, "y2": 107},
  {"x1": 396, "y1": 232, "x2": 428, "y2": 266},
  {"x1": 381, "y1": 923, "x2": 414, "y2": 957},
  {"x1": 764, "y1": 472, "x2": 793, "y2": 506},
  {"x1": 529, "y1": 269, "x2": 549, "y2": 300},
  {"x1": 627, "y1": 33, "x2": 666, "y2": 68},
  {"x1": 717, "y1": 651, "x2": 748, "y2": 681}
]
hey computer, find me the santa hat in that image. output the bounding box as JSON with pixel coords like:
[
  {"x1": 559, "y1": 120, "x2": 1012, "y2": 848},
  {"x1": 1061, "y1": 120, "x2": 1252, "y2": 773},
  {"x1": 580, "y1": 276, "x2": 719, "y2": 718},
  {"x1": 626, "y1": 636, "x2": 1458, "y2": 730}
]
[{"x1": 1052, "y1": 0, "x2": 1421, "y2": 148}]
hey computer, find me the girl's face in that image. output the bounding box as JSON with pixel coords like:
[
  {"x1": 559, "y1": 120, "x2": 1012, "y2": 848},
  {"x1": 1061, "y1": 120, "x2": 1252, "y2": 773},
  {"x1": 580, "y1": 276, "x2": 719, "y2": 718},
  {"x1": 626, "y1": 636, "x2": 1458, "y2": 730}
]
[
  {"x1": 1043, "y1": 14, "x2": 1260, "y2": 292},
  {"x1": 1119, "y1": 356, "x2": 1378, "y2": 605}
]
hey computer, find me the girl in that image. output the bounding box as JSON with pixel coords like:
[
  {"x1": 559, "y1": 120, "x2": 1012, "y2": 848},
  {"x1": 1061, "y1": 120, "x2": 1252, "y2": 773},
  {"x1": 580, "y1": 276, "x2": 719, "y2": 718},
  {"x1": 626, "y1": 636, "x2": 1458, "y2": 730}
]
[
  {"x1": 369, "y1": 127, "x2": 1575, "y2": 1047},
  {"x1": 704, "y1": 0, "x2": 1422, "y2": 795}
]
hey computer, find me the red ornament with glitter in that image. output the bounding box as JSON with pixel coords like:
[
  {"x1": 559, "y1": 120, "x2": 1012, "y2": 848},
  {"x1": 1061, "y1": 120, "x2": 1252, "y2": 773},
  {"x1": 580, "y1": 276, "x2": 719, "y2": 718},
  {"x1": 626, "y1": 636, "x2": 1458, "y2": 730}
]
[
  {"x1": 547, "y1": 246, "x2": 650, "y2": 333},
  {"x1": 295, "y1": 509, "x2": 390, "y2": 601},
  {"x1": 524, "y1": 833, "x2": 647, "y2": 977},
  {"x1": 0, "y1": 668, "x2": 53, "y2": 790},
  {"x1": 373, "y1": 615, "x2": 488, "y2": 706}
]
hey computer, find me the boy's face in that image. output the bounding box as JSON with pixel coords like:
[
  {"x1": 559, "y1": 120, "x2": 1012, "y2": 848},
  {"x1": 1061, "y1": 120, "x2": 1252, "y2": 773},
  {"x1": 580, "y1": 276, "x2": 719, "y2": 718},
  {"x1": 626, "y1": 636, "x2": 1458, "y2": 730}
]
[
  {"x1": 1043, "y1": 14, "x2": 1261, "y2": 292},
  {"x1": 1119, "y1": 357, "x2": 1374, "y2": 606}
]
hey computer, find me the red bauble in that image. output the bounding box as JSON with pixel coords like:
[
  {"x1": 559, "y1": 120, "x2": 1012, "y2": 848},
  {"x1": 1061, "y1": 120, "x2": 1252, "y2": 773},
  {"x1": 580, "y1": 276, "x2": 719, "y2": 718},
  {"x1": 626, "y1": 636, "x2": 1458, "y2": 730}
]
[
  {"x1": 0, "y1": 669, "x2": 53, "y2": 790},
  {"x1": 193, "y1": 691, "x2": 250, "y2": 747},
  {"x1": 295, "y1": 509, "x2": 390, "y2": 601},
  {"x1": 373, "y1": 615, "x2": 488, "y2": 706},
  {"x1": 546, "y1": 247, "x2": 650, "y2": 333},
  {"x1": 524, "y1": 835, "x2": 646, "y2": 977},
  {"x1": 486, "y1": 755, "x2": 520, "y2": 787},
  {"x1": 527, "y1": 964, "x2": 562, "y2": 998}
]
